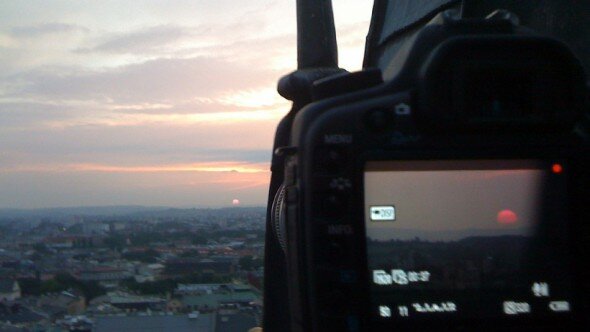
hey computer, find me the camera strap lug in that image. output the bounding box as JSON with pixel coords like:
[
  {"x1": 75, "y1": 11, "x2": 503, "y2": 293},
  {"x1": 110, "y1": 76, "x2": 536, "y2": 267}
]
[{"x1": 275, "y1": 146, "x2": 298, "y2": 156}]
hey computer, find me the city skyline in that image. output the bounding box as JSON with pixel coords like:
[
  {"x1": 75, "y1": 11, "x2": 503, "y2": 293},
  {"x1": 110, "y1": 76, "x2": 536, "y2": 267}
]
[{"x1": 0, "y1": 1, "x2": 372, "y2": 208}]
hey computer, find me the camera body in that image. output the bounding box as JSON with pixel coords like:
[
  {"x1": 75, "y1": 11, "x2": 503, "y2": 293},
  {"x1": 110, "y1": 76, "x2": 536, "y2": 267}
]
[{"x1": 273, "y1": 11, "x2": 590, "y2": 332}]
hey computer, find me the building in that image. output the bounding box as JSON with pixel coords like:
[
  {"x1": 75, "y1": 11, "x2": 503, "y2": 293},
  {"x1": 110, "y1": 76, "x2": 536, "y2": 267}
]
[
  {"x1": 178, "y1": 284, "x2": 259, "y2": 312},
  {"x1": 55, "y1": 315, "x2": 93, "y2": 331},
  {"x1": 82, "y1": 222, "x2": 110, "y2": 235},
  {"x1": 164, "y1": 258, "x2": 235, "y2": 276},
  {"x1": 44, "y1": 236, "x2": 74, "y2": 249},
  {"x1": 176, "y1": 284, "x2": 223, "y2": 295},
  {"x1": 135, "y1": 263, "x2": 165, "y2": 283},
  {"x1": 181, "y1": 292, "x2": 258, "y2": 312},
  {"x1": 0, "y1": 302, "x2": 46, "y2": 328},
  {"x1": 91, "y1": 292, "x2": 167, "y2": 312},
  {"x1": 36, "y1": 291, "x2": 86, "y2": 318},
  {"x1": 216, "y1": 311, "x2": 258, "y2": 332},
  {"x1": 0, "y1": 279, "x2": 20, "y2": 302},
  {"x1": 94, "y1": 313, "x2": 215, "y2": 332},
  {"x1": 78, "y1": 267, "x2": 130, "y2": 282}
]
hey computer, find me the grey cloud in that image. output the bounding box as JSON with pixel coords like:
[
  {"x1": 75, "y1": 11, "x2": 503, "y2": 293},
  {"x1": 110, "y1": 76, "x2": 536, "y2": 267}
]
[
  {"x1": 0, "y1": 102, "x2": 75, "y2": 126},
  {"x1": 77, "y1": 20, "x2": 268, "y2": 56},
  {"x1": 0, "y1": 119, "x2": 277, "y2": 166},
  {"x1": 112, "y1": 101, "x2": 261, "y2": 115},
  {"x1": 10, "y1": 56, "x2": 277, "y2": 104},
  {"x1": 207, "y1": 149, "x2": 271, "y2": 164},
  {"x1": 80, "y1": 25, "x2": 194, "y2": 54},
  {"x1": 0, "y1": 99, "x2": 272, "y2": 128},
  {"x1": 183, "y1": 32, "x2": 294, "y2": 59},
  {"x1": 1, "y1": 145, "x2": 272, "y2": 168},
  {"x1": 10, "y1": 23, "x2": 89, "y2": 38}
]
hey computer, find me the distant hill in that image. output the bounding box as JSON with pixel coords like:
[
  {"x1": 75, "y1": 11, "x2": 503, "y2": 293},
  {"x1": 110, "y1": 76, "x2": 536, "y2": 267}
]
[
  {"x1": 0, "y1": 206, "x2": 166, "y2": 219},
  {"x1": 366, "y1": 226, "x2": 531, "y2": 242},
  {"x1": 0, "y1": 205, "x2": 266, "y2": 221}
]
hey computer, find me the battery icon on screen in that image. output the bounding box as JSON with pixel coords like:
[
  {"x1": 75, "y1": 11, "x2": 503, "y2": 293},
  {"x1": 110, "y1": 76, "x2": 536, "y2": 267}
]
[{"x1": 370, "y1": 206, "x2": 396, "y2": 221}]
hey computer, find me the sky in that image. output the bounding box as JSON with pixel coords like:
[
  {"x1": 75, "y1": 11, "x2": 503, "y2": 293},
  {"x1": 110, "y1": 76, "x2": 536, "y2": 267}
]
[
  {"x1": 0, "y1": 1, "x2": 373, "y2": 209},
  {"x1": 364, "y1": 164, "x2": 544, "y2": 241}
]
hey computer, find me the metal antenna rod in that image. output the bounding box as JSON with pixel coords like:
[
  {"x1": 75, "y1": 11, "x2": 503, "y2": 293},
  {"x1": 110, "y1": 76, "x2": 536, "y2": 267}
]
[
  {"x1": 264, "y1": 2, "x2": 341, "y2": 331},
  {"x1": 296, "y1": 0, "x2": 338, "y2": 69}
]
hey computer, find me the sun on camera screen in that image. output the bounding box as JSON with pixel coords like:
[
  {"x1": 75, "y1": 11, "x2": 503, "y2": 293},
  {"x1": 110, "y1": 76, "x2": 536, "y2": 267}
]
[{"x1": 364, "y1": 160, "x2": 573, "y2": 321}]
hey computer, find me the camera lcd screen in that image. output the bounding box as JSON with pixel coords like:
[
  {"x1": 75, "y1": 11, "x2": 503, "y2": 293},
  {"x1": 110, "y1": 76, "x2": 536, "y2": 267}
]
[{"x1": 364, "y1": 160, "x2": 573, "y2": 322}]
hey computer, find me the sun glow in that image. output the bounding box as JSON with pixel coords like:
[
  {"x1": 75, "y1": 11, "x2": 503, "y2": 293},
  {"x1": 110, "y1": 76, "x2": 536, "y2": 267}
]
[
  {"x1": 34, "y1": 86, "x2": 291, "y2": 129},
  {"x1": 218, "y1": 87, "x2": 284, "y2": 108},
  {"x1": 1, "y1": 162, "x2": 269, "y2": 174},
  {"x1": 43, "y1": 108, "x2": 286, "y2": 128},
  {"x1": 73, "y1": 162, "x2": 267, "y2": 173}
]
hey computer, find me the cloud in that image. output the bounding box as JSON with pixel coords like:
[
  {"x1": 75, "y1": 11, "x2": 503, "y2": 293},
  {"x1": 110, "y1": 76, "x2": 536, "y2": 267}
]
[
  {"x1": 9, "y1": 55, "x2": 278, "y2": 104},
  {"x1": 0, "y1": 101, "x2": 76, "y2": 127},
  {"x1": 10, "y1": 23, "x2": 89, "y2": 38},
  {"x1": 79, "y1": 25, "x2": 193, "y2": 54},
  {"x1": 0, "y1": 169, "x2": 270, "y2": 208},
  {"x1": 0, "y1": 118, "x2": 279, "y2": 168},
  {"x1": 76, "y1": 19, "x2": 272, "y2": 57},
  {"x1": 174, "y1": 32, "x2": 296, "y2": 71}
]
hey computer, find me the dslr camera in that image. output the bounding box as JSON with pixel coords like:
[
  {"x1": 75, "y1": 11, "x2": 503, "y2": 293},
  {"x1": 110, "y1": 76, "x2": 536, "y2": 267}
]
[{"x1": 265, "y1": 5, "x2": 590, "y2": 332}]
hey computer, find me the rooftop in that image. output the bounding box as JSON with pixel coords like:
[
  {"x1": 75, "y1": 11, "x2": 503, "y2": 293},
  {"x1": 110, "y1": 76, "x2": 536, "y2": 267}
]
[
  {"x1": 94, "y1": 313, "x2": 214, "y2": 332},
  {"x1": 0, "y1": 279, "x2": 16, "y2": 294},
  {"x1": 215, "y1": 312, "x2": 258, "y2": 332},
  {"x1": 182, "y1": 291, "x2": 258, "y2": 308}
]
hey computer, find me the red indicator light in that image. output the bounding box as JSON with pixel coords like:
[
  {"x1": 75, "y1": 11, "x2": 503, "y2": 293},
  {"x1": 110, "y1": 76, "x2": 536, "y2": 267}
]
[
  {"x1": 497, "y1": 209, "x2": 518, "y2": 224},
  {"x1": 551, "y1": 163, "x2": 563, "y2": 174}
]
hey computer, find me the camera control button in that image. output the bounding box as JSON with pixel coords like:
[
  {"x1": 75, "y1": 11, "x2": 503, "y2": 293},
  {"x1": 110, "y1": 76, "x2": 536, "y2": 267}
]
[
  {"x1": 315, "y1": 176, "x2": 353, "y2": 193},
  {"x1": 326, "y1": 241, "x2": 344, "y2": 259},
  {"x1": 338, "y1": 269, "x2": 358, "y2": 284},
  {"x1": 317, "y1": 314, "x2": 361, "y2": 332},
  {"x1": 321, "y1": 290, "x2": 347, "y2": 313},
  {"x1": 325, "y1": 224, "x2": 354, "y2": 236},
  {"x1": 321, "y1": 193, "x2": 348, "y2": 216},
  {"x1": 315, "y1": 147, "x2": 348, "y2": 173},
  {"x1": 365, "y1": 108, "x2": 393, "y2": 131},
  {"x1": 394, "y1": 102, "x2": 412, "y2": 116},
  {"x1": 328, "y1": 177, "x2": 352, "y2": 191},
  {"x1": 317, "y1": 314, "x2": 347, "y2": 331}
]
